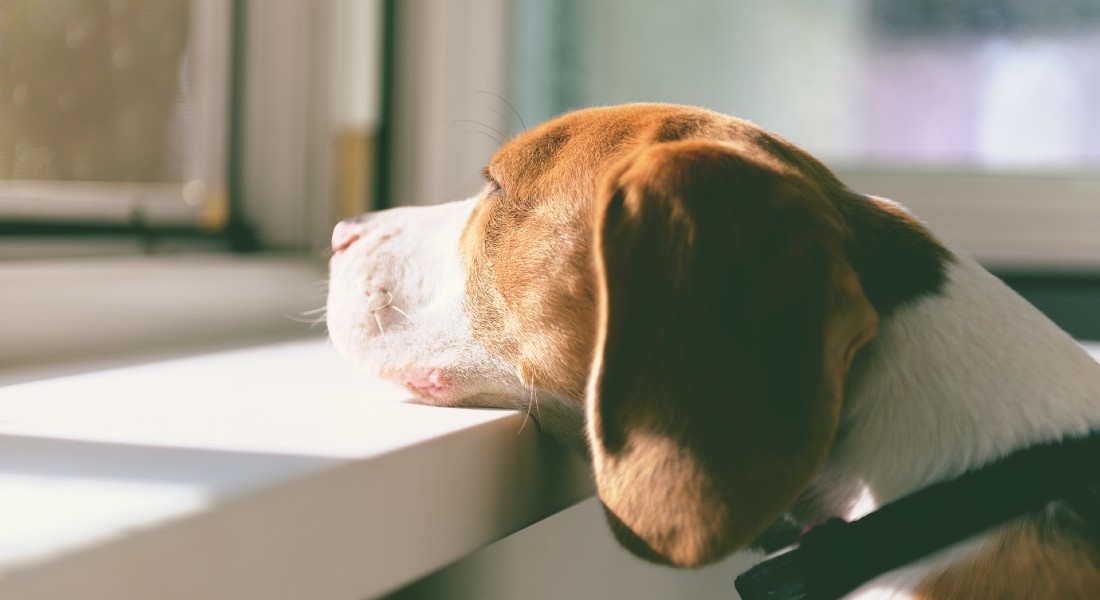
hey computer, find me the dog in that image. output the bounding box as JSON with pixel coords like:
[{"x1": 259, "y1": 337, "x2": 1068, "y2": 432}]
[{"x1": 327, "y1": 103, "x2": 1100, "y2": 598}]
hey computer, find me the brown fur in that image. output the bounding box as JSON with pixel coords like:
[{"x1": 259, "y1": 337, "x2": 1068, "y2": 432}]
[
  {"x1": 452, "y1": 104, "x2": 1100, "y2": 590},
  {"x1": 589, "y1": 139, "x2": 878, "y2": 566},
  {"x1": 458, "y1": 103, "x2": 947, "y2": 568},
  {"x1": 915, "y1": 513, "x2": 1100, "y2": 599},
  {"x1": 461, "y1": 104, "x2": 765, "y2": 400}
]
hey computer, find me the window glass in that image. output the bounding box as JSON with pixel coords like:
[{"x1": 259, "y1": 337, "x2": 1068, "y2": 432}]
[
  {"x1": 0, "y1": 0, "x2": 231, "y2": 241},
  {"x1": 0, "y1": 0, "x2": 191, "y2": 183},
  {"x1": 510, "y1": 0, "x2": 1100, "y2": 171}
]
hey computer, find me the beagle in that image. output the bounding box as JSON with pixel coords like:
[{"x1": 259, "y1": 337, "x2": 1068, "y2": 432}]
[{"x1": 327, "y1": 104, "x2": 1100, "y2": 598}]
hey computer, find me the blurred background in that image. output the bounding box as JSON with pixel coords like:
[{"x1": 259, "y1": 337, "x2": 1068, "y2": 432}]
[
  {"x1": 1, "y1": 0, "x2": 1099, "y2": 597},
  {"x1": 3, "y1": 0, "x2": 1100, "y2": 257}
]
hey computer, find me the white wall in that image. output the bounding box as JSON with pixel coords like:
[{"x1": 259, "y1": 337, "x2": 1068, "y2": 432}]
[{"x1": 385, "y1": 497, "x2": 759, "y2": 599}]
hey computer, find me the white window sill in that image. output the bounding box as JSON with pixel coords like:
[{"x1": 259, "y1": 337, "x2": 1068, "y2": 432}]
[
  {"x1": 0, "y1": 254, "x2": 328, "y2": 384},
  {"x1": 0, "y1": 339, "x2": 593, "y2": 599},
  {"x1": 3, "y1": 243, "x2": 1094, "y2": 600}
]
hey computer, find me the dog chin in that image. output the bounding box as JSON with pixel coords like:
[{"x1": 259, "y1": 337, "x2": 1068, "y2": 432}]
[
  {"x1": 369, "y1": 364, "x2": 521, "y2": 408},
  {"x1": 380, "y1": 366, "x2": 465, "y2": 405}
]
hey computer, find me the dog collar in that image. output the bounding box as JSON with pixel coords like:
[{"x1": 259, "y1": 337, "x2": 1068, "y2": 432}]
[{"x1": 735, "y1": 430, "x2": 1100, "y2": 600}]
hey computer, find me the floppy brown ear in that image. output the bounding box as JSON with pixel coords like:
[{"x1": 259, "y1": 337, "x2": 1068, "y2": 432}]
[{"x1": 587, "y1": 140, "x2": 878, "y2": 567}]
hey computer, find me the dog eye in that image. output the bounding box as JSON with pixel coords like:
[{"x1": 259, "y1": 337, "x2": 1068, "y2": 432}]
[
  {"x1": 481, "y1": 166, "x2": 509, "y2": 200},
  {"x1": 482, "y1": 173, "x2": 504, "y2": 196}
]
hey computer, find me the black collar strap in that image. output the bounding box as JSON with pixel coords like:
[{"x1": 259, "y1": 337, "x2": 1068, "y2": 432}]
[{"x1": 735, "y1": 430, "x2": 1100, "y2": 600}]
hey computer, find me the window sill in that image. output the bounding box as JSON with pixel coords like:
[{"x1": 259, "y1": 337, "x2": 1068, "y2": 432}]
[
  {"x1": 0, "y1": 339, "x2": 593, "y2": 599},
  {"x1": 4, "y1": 248, "x2": 1092, "y2": 598},
  {"x1": 0, "y1": 254, "x2": 327, "y2": 384}
]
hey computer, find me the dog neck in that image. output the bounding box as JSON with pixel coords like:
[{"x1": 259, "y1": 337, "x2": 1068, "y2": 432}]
[{"x1": 797, "y1": 252, "x2": 1100, "y2": 524}]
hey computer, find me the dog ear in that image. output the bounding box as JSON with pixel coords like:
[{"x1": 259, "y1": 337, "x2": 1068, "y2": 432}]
[{"x1": 587, "y1": 140, "x2": 878, "y2": 567}]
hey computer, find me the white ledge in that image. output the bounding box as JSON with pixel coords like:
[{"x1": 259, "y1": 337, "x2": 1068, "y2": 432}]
[{"x1": 0, "y1": 339, "x2": 593, "y2": 599}]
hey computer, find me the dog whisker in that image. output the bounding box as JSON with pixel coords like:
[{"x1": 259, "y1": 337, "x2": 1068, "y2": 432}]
[
  {"x1": 485, "y1": 105, "x2": 516, "y2": 138},
  {"x1": 365, "y1": 291, "x2": 416, "y2": 327},
  {"x1": 517, "y1": 375, "x2": 544, "y2": 436},
  {"x1": 366, "y1": 291, "x2": 395, "y2": 312},
  {"x1": 388, "y1": 304, "x2": 416, "y2": 326},
  {"x1": 518, "y1": 378, "x2": 536, "y2": 435},
  {"x1": 287, "y1": 306, "x2": 328, "y2": 328},
  {"x1": 460, "y1": 129, "x2": 506, "y2": 147},
  {"x1": 474, "y1": 89, "x2": 528, "y2": 132},
  {"x1": 373, "y1": 312, "x2": 387, "y2": 339},
  {"x1": 450, "y1": 119, "x2": 507, "y2": 144}
]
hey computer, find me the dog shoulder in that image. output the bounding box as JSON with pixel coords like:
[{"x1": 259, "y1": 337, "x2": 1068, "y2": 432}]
[{"x1": 913, "y1": 505, "x2": 1100, "y2": 599}]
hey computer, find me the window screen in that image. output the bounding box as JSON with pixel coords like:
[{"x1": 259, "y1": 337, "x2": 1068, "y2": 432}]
[
  {"x1": 0, "y1": 0, "x2": 230, "y2": 239},
  {"x1": 1, "y1": 0, "x2": 189, "y2": 183}
]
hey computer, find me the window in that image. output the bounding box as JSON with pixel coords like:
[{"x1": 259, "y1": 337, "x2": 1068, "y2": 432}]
[
  {"x1": 511, "y1": 0, "x2": 1100, "y2": 171},
  {"x1": 0, "y1": 0, "x2": 233, "y2": 253},
  {"x1": 1, "y1": 0, "x2": 382, "y2": 369},
  {"x1": 1, "y1": 0, "x2": 382, "y2": 259},
  {"x1": 502, "y1": 0, "x2": 1100, "y2": 268}
]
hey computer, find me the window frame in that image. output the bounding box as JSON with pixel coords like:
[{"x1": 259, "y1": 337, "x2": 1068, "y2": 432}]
[
  {"x1": 0, "y1": 0, "x2": 233, "y2": 233},
  {"x1": 838, "y1": 167, "x2": 1100, "y2": 270},
  {"x1": 2, "y1": 0, "x2": 374, "y2": 372}
]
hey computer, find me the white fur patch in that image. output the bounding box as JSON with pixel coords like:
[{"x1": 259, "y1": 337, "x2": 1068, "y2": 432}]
[
  {"x1": 327, "y1": 197, "x2": 526, "y2": 406},
  {"x1": 799, "y1": 248, "x2": 1100, "y2": 598}
]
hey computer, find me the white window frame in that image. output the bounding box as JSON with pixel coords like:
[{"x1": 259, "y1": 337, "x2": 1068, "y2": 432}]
[
  {"x1": 384, "y1": 0, "x2": 512, "y2": 210},
  {"x1": 2, "y1": 0, "x2": 375, "y2": 372},
  {"x1": 239, "y1": 0, "x2": 381, "y2": 250},
  {"x1": 0, "y1": 0, "x2": 232, "y2": 230},
  {"x1": 838, "y1": 168, "x2": 1100, "y2": 270}
]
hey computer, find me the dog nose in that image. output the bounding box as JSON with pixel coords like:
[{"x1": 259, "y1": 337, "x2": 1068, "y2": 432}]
[{"x1": 331, "y1": 220, "x2": 364, "y2": 253}]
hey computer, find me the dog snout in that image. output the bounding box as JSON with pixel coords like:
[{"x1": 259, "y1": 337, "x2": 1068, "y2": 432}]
[
  {"x1": 331, "y1": 218, "x2": 367, "y2": 253},
  {"x1": 364, "y1": 287, "x2": 392, "y2": 310}
]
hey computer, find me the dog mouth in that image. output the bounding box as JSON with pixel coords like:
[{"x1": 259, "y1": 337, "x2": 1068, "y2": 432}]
[
  {"x1": 379, "y1": 365, "x2": 540, "y2": 413},
  {"x1": 380, "y1": 366, "x2": 470, "y2": 405},
  {"x1": 393, "y1": 367, "x2": 453, "y2": 403}
]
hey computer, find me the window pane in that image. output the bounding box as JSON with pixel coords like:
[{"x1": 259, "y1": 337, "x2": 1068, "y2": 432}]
[
  {"x1": 510, "y1": 0, "x2": 1100, "y2": 171},
  {"x1": 0, "y1": 0, "x2": 190, "y2": 183}
]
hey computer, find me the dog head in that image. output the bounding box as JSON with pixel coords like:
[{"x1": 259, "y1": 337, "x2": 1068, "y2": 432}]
[{"x1": 327, "y1": 103, "x2": 880, "y2": 566}]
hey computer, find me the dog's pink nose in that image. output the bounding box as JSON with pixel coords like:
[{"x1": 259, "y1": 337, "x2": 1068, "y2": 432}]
[{"x1": 331, "y1": 220, "x2": 363, "y2": 253}]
